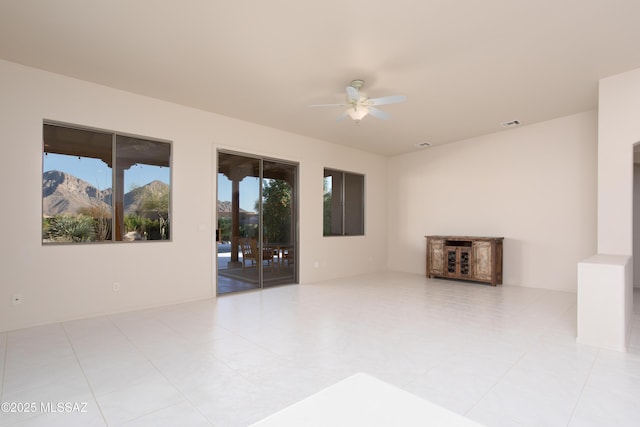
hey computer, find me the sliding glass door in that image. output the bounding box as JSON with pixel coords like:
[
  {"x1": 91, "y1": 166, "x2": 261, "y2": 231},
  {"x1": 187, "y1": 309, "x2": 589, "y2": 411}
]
[
  {"x1": 216, "y1": 151, "x2": 297, "y2": 294},
  {"x1": 262, "y1": 159, "x2": 297, "y2": 287}
]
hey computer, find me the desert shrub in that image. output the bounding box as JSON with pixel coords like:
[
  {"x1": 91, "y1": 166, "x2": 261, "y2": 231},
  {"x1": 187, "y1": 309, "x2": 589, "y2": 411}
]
[
  {"x1": 77, "y1": 205, "x2": 111, "y2": 241},
  {"x1": 44, "y1": 215, "x2": 96, "y2": 242}
]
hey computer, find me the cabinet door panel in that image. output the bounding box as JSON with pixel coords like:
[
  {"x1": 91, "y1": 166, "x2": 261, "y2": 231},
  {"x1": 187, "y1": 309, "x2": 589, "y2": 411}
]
[
  {"x1": 459, "y1": 247, "x2": 471, "y2": 277},
  {"x1": 445, "y1": 247, "x2": 458, "y2": 276},
  {"x1": 429, "y1": 239, "x2": 445, "y2": 275},
  {"x1": 472, "y1": 241, "x2": 493, "y2": 281}
]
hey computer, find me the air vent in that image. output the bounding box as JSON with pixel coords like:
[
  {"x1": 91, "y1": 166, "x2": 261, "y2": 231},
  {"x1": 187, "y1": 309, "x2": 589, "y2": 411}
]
[
  {"x1": 501, "y1": 120, "x2": 521, "y2": 128},
  {"x1": 415, "y1": 142, "x2": 431, "y2": 148}
]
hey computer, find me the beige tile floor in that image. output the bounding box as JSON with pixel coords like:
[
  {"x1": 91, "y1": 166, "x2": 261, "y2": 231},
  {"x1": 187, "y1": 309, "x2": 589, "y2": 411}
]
[{"x1": 1, "y1": 272, "x2": 640, "y2": 426}]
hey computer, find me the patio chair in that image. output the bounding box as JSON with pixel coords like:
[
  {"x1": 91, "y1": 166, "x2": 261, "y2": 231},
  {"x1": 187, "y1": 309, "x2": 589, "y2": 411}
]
[
  {"x1": 240, "y1": 237, "x2": 274, "y2": 270},
  {"x1": 282, "y1": 248, "x2": 294, "y2": 268}
]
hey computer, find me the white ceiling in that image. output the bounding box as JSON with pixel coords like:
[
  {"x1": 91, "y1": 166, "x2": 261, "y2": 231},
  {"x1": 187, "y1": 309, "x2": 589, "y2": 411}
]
[{"x1": 1, "y1": 1, "x2": 640, "y2": 156}]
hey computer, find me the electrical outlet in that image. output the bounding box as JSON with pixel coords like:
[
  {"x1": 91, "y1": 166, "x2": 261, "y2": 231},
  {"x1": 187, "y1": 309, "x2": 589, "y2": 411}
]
[
  {"x1": 12, "y1": 294, "x2": 23, "y2": 305},
  {"x1": 112, "y1": 282, "x2": 120, "y2": 292}
]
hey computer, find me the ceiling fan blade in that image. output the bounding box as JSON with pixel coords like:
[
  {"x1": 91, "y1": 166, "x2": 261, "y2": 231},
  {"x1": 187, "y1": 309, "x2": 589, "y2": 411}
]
[
  {"x1": 346, "y1": 86, "x2": 359, "y2": 102},
  {"x1": 367, "y1": 95, "x2": 407, "y2": 106},
  {"x1": 368, "y1": 107, "x2": 390, "y2": 120},
  {"x1": 310, "y1": 103, "x2": 348, "y2": 108},
  {"x1": 336, "y1": 110, "x2": 350, "y2": 122}
]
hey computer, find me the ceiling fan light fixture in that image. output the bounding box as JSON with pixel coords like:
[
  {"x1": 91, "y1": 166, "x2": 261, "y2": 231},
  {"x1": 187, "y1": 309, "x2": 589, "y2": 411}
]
[{"x1": 347, "y1": 107, "x2": 369, "y2": 121}]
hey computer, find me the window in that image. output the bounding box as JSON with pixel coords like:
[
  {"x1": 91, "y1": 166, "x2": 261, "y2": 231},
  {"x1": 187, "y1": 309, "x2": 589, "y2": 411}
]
[
  {"x1": 323, "y1": 168, "x2": 364, "y2": 236},
  {"x1": 42, "y1": 122, "x2": 171, "y2": 243}
]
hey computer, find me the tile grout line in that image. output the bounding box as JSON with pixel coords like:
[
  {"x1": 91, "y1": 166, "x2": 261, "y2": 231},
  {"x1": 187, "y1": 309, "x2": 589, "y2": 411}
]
[
  {"x1": 566, "y1": 346, "x2": 601, "y2": 426},
  {"x1": 152, "y1": 307, "x2": 322, "y2": 424},
  {"x1": 156, "y1": 308, "x2": 289, "y2": 385},
  {"x1": 462, "y1": 285, "x2": 582, "y2": 422},
  {"x1": 462, "y1": 331, "x2": 542, "y2": 420},
  {"x1": 154, "y1": 312, "x2": 292, "y2": 412},
  {"x1": 105, "y1": 314, "x2": 217, "y2": 426},
  {"x1": 61, "y1": 322, "x2": 110, "y2": 427}
]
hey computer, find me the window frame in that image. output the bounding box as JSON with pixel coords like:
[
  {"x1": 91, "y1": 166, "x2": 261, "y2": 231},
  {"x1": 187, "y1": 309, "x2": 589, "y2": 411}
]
[
  {"x1": 323, "y1": 168, "x2": 365, "y2": 237},
  {"x1": 42, "y1": 120, "x2": 172, "y2": 244}
]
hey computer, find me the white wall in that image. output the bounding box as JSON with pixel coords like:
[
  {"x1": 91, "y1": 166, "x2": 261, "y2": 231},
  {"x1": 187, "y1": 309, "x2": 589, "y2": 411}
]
[
  {"x1": 633, "y1": 164, "x2": 640, "y2": 287},
  {"x1": 598, "y1": 68, "x2": 640, "y2": 256},
  {"x1": 387, "y1": 111, "x2": 598, "y2": 292},
  {"x1": 0, "y1": 60, "x2": 388, "y2": 332},
  {"x1": 6, "y1": 55, "x2": 637, "y2": 331}
]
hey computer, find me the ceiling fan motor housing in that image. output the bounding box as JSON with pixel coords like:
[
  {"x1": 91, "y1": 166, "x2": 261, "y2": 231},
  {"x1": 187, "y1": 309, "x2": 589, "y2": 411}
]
[{"x1": 350, "y1": 79, "x2": 365, "y2": 90}]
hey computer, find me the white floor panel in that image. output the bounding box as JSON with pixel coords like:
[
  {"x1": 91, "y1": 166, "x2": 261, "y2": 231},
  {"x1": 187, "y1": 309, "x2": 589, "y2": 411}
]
[{"x1": 2, "y1": 272, "x2": 640, "y2": 426}]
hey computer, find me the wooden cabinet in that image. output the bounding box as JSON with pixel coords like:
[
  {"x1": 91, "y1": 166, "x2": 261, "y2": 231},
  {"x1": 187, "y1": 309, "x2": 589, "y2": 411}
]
[{"x1": 426, "y1": 236, "x2": 503, "y2": 286}]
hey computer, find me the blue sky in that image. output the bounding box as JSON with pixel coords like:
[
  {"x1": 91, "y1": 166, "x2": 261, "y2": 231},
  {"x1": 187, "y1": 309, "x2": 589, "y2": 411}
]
[
  {"x1": 45, "y1": 153, "x2": 264, "y2": 211},
  {"x1": 217, "y1": 173, "x2": 260, "y2": 212},
  {"x1": 44, "y1": 153, "x2": 170, "y2": 192}
]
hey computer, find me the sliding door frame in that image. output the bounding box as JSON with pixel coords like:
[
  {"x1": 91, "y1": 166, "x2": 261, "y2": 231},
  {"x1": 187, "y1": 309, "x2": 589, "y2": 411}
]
[{"x1": 216, "y1": 149, "x2": 299, "y2": 294}]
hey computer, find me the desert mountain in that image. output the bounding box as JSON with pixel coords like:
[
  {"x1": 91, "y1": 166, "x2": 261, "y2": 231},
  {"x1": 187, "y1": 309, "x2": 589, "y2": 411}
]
[
  {"x1": 42, "y1": 170, "x2": 168, "y2": 217},
  {"x1": 217, "y1": 200, "x2": 232, "y2": 213},
  {"x1": 216, "y1": 200, "x2": 252, "y2": 214},
  {"x1": 124, "y1": 180, "x2": 170, "y2": 215}
]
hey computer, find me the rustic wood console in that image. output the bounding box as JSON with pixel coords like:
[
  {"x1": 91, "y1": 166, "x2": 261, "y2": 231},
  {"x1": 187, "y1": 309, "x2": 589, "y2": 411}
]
[{"x1": 426, "y1": 236, "x2": 503, "y2": 286}]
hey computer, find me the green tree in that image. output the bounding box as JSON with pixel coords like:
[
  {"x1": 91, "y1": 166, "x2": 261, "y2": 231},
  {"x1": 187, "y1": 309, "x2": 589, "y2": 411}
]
[
  {"x1": 258, "y1": 179, "x2": 292, "y2": 243},
  {"x1": 218, "y1": 216, "x2": 231, "y2": 242},
  {"x1": 137, "y1": 185, "x2": 170, "y2": 240},
  {"x1": 124, "y1": 214, "x2": 144, "y2": 233}
]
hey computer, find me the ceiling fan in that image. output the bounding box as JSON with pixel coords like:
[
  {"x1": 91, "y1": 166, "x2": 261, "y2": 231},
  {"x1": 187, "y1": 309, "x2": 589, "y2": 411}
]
[{"x1": 310, "y1": 79, "x2": 407, "y2": 123}]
